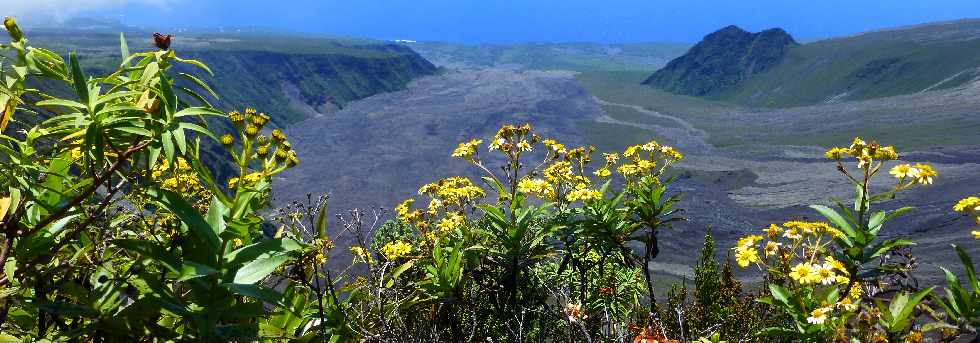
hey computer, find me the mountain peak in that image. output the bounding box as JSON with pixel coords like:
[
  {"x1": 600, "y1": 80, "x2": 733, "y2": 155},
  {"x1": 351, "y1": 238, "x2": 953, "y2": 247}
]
[{"x1": 643, "y1": 25, "x2": 797, "y2": 96}]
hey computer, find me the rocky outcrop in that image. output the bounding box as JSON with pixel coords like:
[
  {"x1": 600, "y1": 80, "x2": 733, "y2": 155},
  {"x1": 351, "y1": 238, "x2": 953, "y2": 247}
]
[{"x1": 643, "y1": 25, "x2": 796, "y2": 96}]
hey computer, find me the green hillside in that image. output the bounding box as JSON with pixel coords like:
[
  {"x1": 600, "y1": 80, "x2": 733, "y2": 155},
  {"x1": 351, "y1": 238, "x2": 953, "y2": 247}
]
[
  {"x1": 29, "y1": 30, "x2": 438, "y2": 126},
  {"x1": 650, "y1": 19, "x2": 980, "y2": 107}
]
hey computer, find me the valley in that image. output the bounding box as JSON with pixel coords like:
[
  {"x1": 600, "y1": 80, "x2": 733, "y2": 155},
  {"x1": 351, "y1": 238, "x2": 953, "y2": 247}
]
[{"x1": 273, "y1": 21, "x2": 980, "y2": 284}]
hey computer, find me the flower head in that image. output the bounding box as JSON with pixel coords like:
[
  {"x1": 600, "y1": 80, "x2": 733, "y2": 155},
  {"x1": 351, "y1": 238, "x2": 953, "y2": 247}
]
[
  {"x1": 889, "y1": 164, "x2": 919, "y2": 179},
  {"x1": 914, "y1": 163, "x2": 937, "y2": 185},
  {"x1": 807, "y1": 306, "x2": 831, "y2": 325}
]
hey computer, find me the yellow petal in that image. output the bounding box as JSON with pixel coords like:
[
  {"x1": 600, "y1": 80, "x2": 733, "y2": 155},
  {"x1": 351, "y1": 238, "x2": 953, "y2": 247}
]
[{"x1": 0, "y1": 197, "x2": 10, "y2": 222}]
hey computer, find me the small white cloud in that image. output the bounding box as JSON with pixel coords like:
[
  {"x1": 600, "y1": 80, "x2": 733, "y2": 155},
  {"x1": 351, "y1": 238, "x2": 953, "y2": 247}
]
[{"x1": 1, "y1": 0, "x2": 175, "y2": 24}]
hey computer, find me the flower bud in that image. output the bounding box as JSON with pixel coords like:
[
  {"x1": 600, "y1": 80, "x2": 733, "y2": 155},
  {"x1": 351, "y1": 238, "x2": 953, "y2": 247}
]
[
  {"x1": 271, "y1": 129, "x2": 287, "y2": 142},
  {"x1": 4, "y1": 17, "x2": 24, "y2": 41},
  {"x1": 244, "y1": 124, "x2": 259, "y2": 137},
  {"x1": 220, "y1": 134, "x2": 234, "y2": 147}
]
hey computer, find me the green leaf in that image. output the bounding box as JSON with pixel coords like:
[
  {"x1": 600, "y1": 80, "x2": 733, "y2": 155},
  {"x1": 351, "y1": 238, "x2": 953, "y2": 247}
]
[
  {"x1": 68, "y1": 52, "x2": 90, "y2": 108},
  {"x1": 36, "y1": 98, "x2": 86, "y2": 109},
  {"x1": 113, "y1": 239, "x2": 181, "y2": 274},
  {"x1": 233, "y1": 254, "x2": 291, "y2": 284},
  {"x1": 119, "y1": 32, "x2": 130, "y2": 65},
  {"x1": 867, "y1": 239, "x2": 915, "y2": 259},
  {"x1": 174, "y1": 107, "x2": 225, "y2": 118},
  {"x1": 151, "y1": 189, "x2": 220, "y2": 255},
  {"x1": 206, "y1": 196, "x2": 227, "y2": 237},
  {"x1": 314, "y1": 199, "x2": 329, "y2": 239},
  {"x1": 173, "y1": 56, "x2": 214, "y2": 76},
  {"x1": 810, "y1": 204, "x2": 858, "y2": 245},
  {"x1": 224, "y1": 238, "x2": 303, "y2": 266},
  {"x1": 177, "y1": 261, "x2": 219, "y2": 281},
  {"x1": 768, "y1": 283, "x2": 792, "y2": 306}
]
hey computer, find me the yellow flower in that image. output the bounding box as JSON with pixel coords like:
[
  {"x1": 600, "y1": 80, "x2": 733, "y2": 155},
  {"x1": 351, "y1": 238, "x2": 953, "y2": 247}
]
[
  {"x1": 617, "y1": 163, "x2": 639, "y2": 176},
  {"x1": 848, "y1": 283, "x2": 863, "y2": 299},
  {"x1": 764, "y1": 224, "x2": 782, "y2": 239},
  {"x1": 436, "y1": 212, "x2": 467, "y2": 231},
  {"x1": 824, "y1": 147, "x2": 848, "y2": 160},
  {"x1": 516, "y1": 140, "x2": 532, "y2": 152},
  {"x1": 380, "y1": 240, "x2": 412, "y2": 260},
  {"x1": 764, "y1": 241, "x2": 781, "y2": 256},
  {"x1": 953, "y1": 196, "x2": 980, "y2": 213},
  {"x1": 914, "y1": 163, "x2": 937, "y2": 185},
  {"x1": 857, "y1": 154, "x2": 872, "y2": 169},
  {"x1": 889, "y1": 164, "x2": 919, "y2": 179},
  {"x1": 837, "y1": 297, "x2": 858, "y2": 311},
  {"x1": 789, "y1": 262, "x2": 820, "y2": 285},
  {"x1": 603, "y1": 153, "x2": 619, "y2": 164},
  {"x1": 271, "y1": 128, "x2": 287, "y2": 142},
  {"x1": 736, "y1": 235, "x2": 763, "y2": 248},
  {"x1": 660, "y1": 146, "x2": 683, "y2": 161},
  {"x1": 593, "y1": 168, "x2": 612, "y2": 178},
  {"x1": 807, "y1": 306, "x2": 831, "y2": 325},
  {"x1": 735, "y1": 247, "x2": 759, "y2": 267},
  {"x1": 543, "y1": 139, "x2": 567, "y2": 154},
  {"x1": 395, "y1": 198, "x2": 414, "y2": 218},
  {"x1": 973, "y1": 231, "x2": 979, "y2": 240},
  {"x1": 624, "y1": 145, "x2": 639, "y2": 158},
  {"x1": 452, "y1": 139, "x2": 483, "y2": 159}
]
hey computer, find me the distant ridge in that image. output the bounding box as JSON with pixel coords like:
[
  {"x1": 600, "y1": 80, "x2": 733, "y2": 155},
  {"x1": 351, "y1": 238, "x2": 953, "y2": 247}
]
[
  {"x1": 644, "y1": 19, "x2": 980, "y2": 107},
  {"x1": 643, "y1": 25, "x2": 797, "y2": 96}
]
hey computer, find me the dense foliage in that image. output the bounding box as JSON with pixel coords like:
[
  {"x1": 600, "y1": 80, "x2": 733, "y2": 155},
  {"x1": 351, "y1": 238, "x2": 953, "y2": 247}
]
[{"x1": 0, "y1": 18, "x2": 977, "y2": 342}]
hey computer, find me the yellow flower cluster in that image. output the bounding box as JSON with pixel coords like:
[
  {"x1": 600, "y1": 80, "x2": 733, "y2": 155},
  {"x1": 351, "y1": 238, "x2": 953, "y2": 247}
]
[
  {"x1": 225, "y1": 107, "x2": 300, "y2": 181},
  {"x1": 380, "y1": 240, "x2": 412, "y2": 260},
  {"x1": 452, "y1": 139, "x2": 483, "y2": 160},
  {"x1": 488, "y1": 123, "x2": 537, "y2": 153},
  {"x1": 566, "y1": 182, "x2": 602, "y2": 202},
  {"x1": 517, "y1": 178, "x2": 555, "y2": 199},
  {"x1": 543, "y1": 139, "x2": 567, "y2": 155},
  {"x1": 152, "y1": 157, "x2": 211, "y2": 199},
  {"x1": 888, "y1": 163, "x2": 937, "y2": 185},
  {"x1": 617, "y1": 139, "x2": 682, "y2": 181},
  {"x1": 825, "y1": 138, "x2": 898, "y2": 164},
  {"x1": 418, "y1": 176, "x2": 486, "y2": 208},
  {"x1": 733, "y1": 235, "x2": 763, "y2": 267},
  {"x1": 787, "y1": 257, "x2": 849, "y2": 286},
  {"x1": 436, "y1": 212, "x2": 467, "y2": 232}
]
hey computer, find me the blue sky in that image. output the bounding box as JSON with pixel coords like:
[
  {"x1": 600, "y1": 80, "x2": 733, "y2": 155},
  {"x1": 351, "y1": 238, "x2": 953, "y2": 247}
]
[{"x1": 11, "y1": 0, "x2": 980, "y2": 43}]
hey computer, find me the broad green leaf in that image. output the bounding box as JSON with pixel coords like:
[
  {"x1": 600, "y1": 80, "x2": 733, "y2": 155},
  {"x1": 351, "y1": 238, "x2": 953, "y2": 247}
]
[
  {"x1": 233, "y1": 254, "x2": 291, "y2": 284},
  {"x1": 119, "y1": 32, "x2": 130, "y2": 65},
  {"x1": 221, "y1": 283, "x2": 297, "y2": 316},
  {"x1": 206, "y1": 196, "x2": 228, "y2": 237}
]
